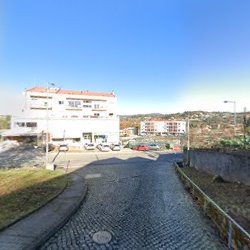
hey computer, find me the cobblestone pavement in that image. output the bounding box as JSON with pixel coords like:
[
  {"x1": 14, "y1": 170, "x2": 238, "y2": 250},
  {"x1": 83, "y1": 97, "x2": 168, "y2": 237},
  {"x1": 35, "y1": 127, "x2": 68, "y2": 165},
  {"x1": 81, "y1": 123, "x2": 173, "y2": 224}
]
[{"x1": 41, "y1": 153, "x2": 225, "y2": 250}]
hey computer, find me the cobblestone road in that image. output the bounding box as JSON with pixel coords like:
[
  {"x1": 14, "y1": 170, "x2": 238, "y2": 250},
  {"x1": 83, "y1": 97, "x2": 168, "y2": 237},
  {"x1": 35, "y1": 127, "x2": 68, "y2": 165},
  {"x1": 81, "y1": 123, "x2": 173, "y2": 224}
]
[{"x1": 41, "y1": 152, "x2": 225, "y2": 250}]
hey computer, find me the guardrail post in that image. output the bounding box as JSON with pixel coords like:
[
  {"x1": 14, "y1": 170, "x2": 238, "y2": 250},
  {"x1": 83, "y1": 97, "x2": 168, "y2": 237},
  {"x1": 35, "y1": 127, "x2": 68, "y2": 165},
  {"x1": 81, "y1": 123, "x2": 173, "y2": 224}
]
[
  {"x1": 228, "y1": 218, "x2": 233, "y2": 249},
  {"x1": 203, "y1": 199, "x2": 207, "y2": 214}
]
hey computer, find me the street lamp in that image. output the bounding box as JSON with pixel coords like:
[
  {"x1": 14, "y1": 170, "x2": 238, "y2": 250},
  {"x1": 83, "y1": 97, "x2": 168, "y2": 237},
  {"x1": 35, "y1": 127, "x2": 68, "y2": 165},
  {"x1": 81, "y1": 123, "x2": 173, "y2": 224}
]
[
  {"x1": 45, "y1": 83, "x2": 55, "y2": 170},
  {"x1": 224, "y1": 100, "x2": 236, "y2": 137}
]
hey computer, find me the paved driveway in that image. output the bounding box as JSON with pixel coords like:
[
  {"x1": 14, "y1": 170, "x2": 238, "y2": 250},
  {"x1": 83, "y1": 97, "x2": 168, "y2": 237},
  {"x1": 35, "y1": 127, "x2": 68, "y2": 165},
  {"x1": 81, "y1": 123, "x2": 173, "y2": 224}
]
[{"x1": 41, "y1": 152, "x2": 224, "y2": 249}]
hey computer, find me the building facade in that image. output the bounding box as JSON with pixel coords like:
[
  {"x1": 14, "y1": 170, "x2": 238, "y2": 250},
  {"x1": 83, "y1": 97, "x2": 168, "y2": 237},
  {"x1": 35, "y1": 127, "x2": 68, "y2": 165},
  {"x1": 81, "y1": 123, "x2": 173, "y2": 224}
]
[
  {"x1": 140, "y1": 120, "x2": 186, "y2": 135},
  {"x1": 120, "y1": 127, "x2": 139, "y2": 137},
  {"x1": 4, "y1": 86, "x2": 119, "y2": 145}
]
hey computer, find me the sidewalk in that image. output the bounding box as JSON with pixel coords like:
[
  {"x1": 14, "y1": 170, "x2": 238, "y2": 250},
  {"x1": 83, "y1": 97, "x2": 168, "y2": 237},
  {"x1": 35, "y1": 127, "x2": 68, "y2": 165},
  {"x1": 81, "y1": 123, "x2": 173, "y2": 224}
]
[{"x1": 0, "y1": 172, "x2": 87, "y2": 250}]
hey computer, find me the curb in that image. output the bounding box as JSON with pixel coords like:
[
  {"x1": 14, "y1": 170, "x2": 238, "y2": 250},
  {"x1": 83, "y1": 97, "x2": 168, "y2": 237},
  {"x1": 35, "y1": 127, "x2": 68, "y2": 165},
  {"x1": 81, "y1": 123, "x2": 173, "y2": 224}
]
[{"x1": 0, "y1": 173, "x2": 88, "y2": 250}]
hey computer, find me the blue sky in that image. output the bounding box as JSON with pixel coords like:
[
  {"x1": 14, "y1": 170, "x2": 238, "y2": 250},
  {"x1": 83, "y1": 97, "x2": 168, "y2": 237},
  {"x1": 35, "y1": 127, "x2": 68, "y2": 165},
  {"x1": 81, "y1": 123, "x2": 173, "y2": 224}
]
[{"x1": 0, "y1": 0, "x2": 250, "y2": 115}]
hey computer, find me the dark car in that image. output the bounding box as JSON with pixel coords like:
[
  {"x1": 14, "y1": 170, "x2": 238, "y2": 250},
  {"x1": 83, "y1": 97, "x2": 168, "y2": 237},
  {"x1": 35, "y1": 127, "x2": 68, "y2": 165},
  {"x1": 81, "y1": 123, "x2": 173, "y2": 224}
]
[
  {"x1": 43, "y1": 143, "x2": 55, "y2": 152},
  {"x1": 132, "y1": 144, "x2": 149, "y2": 151}
]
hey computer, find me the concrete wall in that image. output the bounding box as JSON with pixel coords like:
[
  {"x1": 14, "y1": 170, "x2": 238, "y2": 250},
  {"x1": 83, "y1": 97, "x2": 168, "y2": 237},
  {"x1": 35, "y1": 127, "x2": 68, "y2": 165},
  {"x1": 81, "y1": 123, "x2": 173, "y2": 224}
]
[{"x1": 184, "y1": 149, "x2": 250, "y2": 186}]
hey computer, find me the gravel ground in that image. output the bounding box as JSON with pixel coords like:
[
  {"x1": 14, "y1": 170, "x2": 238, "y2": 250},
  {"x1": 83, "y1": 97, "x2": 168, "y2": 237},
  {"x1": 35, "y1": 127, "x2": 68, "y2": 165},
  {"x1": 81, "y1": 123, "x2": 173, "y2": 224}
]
[
  {"x1": 41, "y1": 153, "x2": 225, "y2": 250},
  {"x1": 0, "y1": 145, "x2": 44, "y2": 168}
]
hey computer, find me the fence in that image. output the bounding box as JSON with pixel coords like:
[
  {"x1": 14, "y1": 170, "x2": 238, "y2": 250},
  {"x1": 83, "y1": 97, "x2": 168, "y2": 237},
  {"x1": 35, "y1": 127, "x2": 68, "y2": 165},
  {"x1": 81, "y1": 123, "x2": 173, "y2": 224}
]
[{"x1": 175, "y1": 163, "x2": 250, "y2": 249}]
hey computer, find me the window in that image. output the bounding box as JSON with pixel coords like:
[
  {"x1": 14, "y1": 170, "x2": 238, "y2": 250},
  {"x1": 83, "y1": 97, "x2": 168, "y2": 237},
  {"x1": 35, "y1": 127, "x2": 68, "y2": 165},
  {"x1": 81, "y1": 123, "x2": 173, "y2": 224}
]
[
  {"x1": 68, "y1": 101, "x2": 81, "y2": 107},
  {"x1": 94, "y1": 113, "x2": 100, "y2": 117},
  {"x1": 83, "y1": 100, "x2": 91, "y2": 103},
  {"x1": 52, "y1": 138, "x2": 64, "y2": 142},
  {"x1": 16, "y1": 122, "x2": 25, "y2": 127},
  {"x1": 109, "y1": 113, "x2": 114, "y2": 116},
  {"x1": 71, "y1": 115, "x2": 78, "y2": 118},
  {"x1": 83, "y1": 105, "x2": 91, "y2": 108},
  {"x1": 94, "y1": 104, "x2": 100, "y2": 109},
  {"x1": 26, "y1": 122, "x2": 37, "y2": 128},
  {"x1": 59, "y1": 101, "x2": 64, "y2": 104}
]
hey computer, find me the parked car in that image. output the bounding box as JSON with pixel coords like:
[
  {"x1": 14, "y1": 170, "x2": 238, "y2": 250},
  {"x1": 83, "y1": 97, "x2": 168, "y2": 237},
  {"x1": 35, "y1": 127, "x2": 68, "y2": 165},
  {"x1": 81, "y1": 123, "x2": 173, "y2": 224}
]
[
  {"x1": 132, "y1": 144, "x2": 148, "y2": 151},
  {"x1": 84, "y1": 143, "x2": 96, "y2": 150},
  {"x1": 110, "y1": 144, "x2": 121, "y2": 151},
  {"x1": 148, "y1": 144, "x2": 160, "y2": 151},
  {"x1": 59, "y1": 144, "x2": 69, "y2": 152},
  {"x1": 43, "y1": 143, "x2": 55, "y2": 152},
  {"x1": 100, "y1": 144, "x2": 110, "y2": 152}
]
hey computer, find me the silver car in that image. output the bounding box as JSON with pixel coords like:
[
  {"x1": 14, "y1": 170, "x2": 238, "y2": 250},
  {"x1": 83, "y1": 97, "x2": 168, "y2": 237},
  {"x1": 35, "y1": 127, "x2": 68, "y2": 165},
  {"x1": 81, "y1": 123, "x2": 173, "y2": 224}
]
[
  {"x1": 100, "y1": 144, "x2": 110, "y2": 152},
  {"x1": 84, "y1": 143, "x2": 96, "y2": 150},
  {"x1": 111, "y1": 144, "x2": 121, "y2": 151},
  {"x1": 148, "y1": 144, "x2": 160, "y2": 151},
  {"x1": 59, "y1": 144, "x2": 69, "y2": 152}
]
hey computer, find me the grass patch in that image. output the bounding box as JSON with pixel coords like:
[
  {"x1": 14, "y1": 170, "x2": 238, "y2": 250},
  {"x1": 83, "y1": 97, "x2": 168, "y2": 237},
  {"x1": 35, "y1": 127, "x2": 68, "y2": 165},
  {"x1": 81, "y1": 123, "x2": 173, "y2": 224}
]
[{"x1": 0, "y1": 169, "x2": 68, "y2": 230}]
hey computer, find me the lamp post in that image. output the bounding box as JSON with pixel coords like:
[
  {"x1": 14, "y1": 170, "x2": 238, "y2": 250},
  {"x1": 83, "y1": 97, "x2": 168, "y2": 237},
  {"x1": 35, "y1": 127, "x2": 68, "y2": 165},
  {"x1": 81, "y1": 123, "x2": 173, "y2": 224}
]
[
  {"x1": 45, "y1": 83, "x2": 55, "y2": 170},
  {"x1": 45, "y1": 83, "x2": 49, "y2": 168},
  {"x1": 243, "y1": 107, "x2": 247, "y2": 149},
  {"x1": 224, "y1": 100, "x2": 236, "y2": 137}
]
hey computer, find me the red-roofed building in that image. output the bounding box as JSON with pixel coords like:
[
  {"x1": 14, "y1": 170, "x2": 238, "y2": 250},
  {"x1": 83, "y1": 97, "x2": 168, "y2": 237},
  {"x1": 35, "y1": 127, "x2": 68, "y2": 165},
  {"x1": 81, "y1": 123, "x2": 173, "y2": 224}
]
[
  {"x1": 5, "y1": 86, "x2": 119, "y2": 145},
  {"x1": 141, "y1": 120, "x2": 186, "y2": 135}
]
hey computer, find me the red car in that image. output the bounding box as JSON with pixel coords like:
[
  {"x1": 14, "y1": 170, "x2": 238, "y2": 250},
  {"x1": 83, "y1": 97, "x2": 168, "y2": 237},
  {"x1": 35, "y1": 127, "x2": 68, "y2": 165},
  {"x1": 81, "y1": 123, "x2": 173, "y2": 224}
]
[{"x1": 132, "y1": 144, "x2": 149, "y2": 151}]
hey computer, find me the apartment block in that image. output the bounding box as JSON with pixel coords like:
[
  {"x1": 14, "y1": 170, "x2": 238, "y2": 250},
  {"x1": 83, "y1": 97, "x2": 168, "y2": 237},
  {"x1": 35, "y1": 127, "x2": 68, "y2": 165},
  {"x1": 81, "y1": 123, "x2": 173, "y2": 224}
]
[
  {"x1": 4, "y1": 86, "x2": 119, "y2": 145},
  {"x1": 140, "y1": 120, "x2": 186, "y2": 135}
]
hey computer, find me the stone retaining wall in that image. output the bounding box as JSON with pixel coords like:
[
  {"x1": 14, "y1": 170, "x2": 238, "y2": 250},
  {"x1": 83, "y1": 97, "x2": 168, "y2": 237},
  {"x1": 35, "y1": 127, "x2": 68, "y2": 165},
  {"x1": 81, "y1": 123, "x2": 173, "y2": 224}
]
[{"x1": 183, "y1": 149, "x2": 250, "y2": 186}]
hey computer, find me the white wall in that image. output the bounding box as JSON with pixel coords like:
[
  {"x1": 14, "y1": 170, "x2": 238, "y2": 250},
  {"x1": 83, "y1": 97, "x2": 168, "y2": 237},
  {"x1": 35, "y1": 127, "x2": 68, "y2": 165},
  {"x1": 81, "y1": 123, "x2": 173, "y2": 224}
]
[
  {"x1": 24, "y1": 91, "x2": 117, "y2": 119},
  {"x1": 9, "y1": 88, "x2": 119, "y2": 144},
  {"x1": 141, "y1": 121, "x2": 186, "y2": 134},
  {"x1": 11, "y1": 116, "x2": 120, "y2": 144}
]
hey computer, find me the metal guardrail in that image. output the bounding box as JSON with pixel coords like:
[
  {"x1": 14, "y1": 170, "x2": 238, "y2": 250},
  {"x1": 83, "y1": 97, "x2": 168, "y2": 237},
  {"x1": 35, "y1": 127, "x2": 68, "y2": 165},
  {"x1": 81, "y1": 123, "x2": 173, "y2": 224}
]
[{"x1": 175, "y1": 163, "x2": 250, "y2": 249}]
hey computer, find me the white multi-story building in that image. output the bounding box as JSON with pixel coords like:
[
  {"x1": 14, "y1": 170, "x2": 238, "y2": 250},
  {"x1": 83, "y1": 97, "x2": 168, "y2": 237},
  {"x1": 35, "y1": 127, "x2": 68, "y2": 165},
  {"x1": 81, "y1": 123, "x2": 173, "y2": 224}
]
[
  {"x1": 140, "y1": 120, "x2": 186, "y2": 135},
  {"x1": 4, "y1": 86, "x2": 119, "y2": 145}
]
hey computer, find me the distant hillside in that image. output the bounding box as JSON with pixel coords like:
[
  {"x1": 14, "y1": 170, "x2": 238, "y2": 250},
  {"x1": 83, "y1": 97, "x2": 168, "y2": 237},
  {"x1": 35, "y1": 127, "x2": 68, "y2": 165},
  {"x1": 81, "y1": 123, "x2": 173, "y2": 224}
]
[{"x1": 120, "y1": 111, "x2": 250, "y2": 147}]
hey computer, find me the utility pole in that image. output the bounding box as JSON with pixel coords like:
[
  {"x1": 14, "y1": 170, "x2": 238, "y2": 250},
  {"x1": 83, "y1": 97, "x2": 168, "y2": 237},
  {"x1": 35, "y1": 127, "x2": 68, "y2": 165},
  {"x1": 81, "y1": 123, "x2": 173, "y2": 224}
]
[
  {"x1": 186, "y1": 115, "x2": 190, "y2": 166},
  {"x1": 45, "y1": 82, "x2": 56, "y2": 170},
  {"x1": 45, "y1": 82, "x2": 49, "y2": 168},
  {"x1": 233, "y1": 101, "x2": 236, "y2": 137},
  {"x1": 224, "y1": 100, "x2": 237, "y2": 137},
  {"x1": 187, "y1": 116, "x2": 190, "y2": 150}
]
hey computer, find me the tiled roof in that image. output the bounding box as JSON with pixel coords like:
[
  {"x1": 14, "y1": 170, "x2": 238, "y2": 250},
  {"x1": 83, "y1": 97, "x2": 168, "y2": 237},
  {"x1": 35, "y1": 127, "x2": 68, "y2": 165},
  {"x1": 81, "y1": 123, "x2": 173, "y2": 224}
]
[{"x1": 26, "y1": 87, "x2": 115, "y2": 97}]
